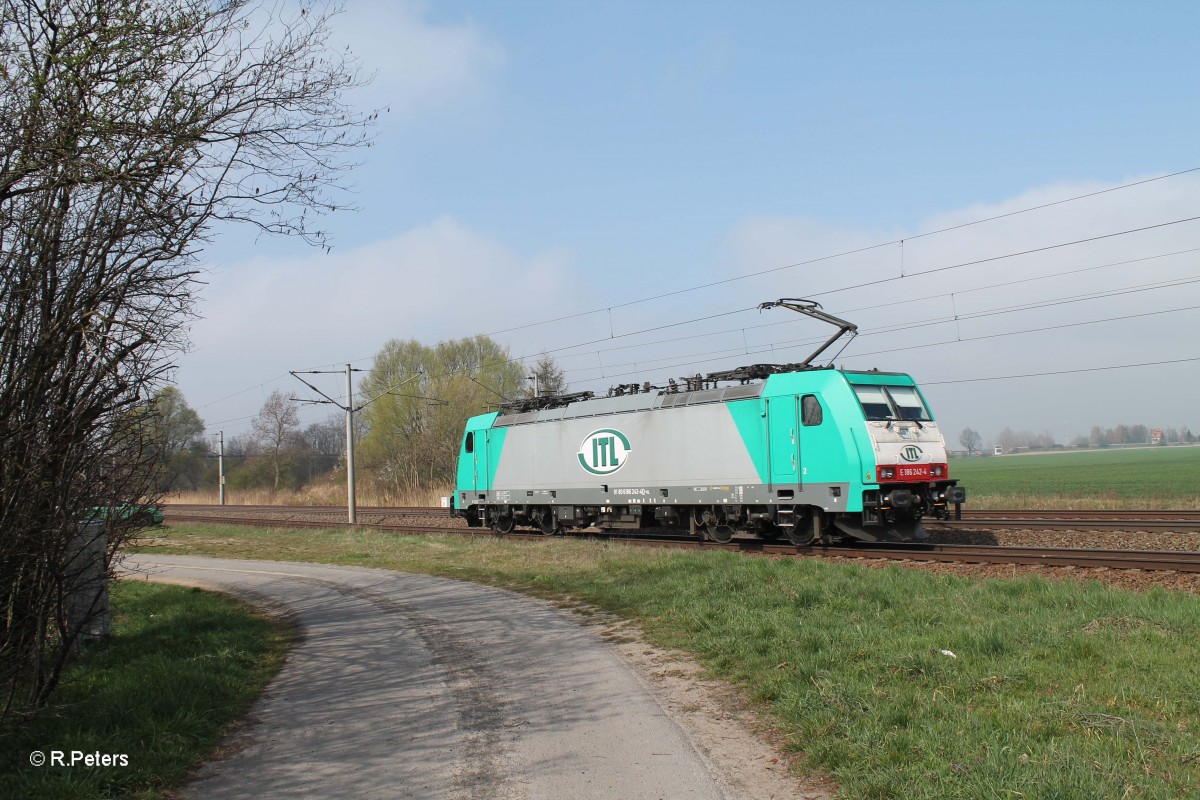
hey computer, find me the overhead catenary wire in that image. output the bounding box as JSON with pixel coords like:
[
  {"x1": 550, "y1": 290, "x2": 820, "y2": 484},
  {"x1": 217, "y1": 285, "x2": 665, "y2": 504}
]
[
  {"x1": 382, "y1": 261, "x2": 1200, "y2": 407},
  {"x1": 276, "y1": 167, "x2": 1200, "y2": 373},
  {"x1": 474, "y1": 216, "x2": 1200, "y2": 369},
  {"x1": 473, "y1": 167, "x2": 1200, "y2": 337},
  {"x1": 540, "y1": 247, "x2": 1200, "y2": 365},
  {"x1": 204, "y1": 251, "x2": 1200, "y2": 430},
  {"x1": 562, "y1": 294, "x2": 1200, "y2": 387},
  {"x1": 542, "y1": 268, "x2": 1200, "y2": 380},
  {"x1": 394, "y1": 219, "x2": 1200, "y2": 388},
  {"x1": 192, "y1": 168, "x2": 1200, "y2": 423},
  {"x1": 922, "y1": 356, "x2": 1200, "y2": 386}
]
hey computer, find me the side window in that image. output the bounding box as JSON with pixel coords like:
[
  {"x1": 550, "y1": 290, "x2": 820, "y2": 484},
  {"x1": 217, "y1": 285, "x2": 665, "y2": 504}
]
[
  {"x1": 464, "y1": 431, "x2": 474, "y2": 453},
  {"x1": 801, "y1": 395, "x2": 823, "y2": 426}
]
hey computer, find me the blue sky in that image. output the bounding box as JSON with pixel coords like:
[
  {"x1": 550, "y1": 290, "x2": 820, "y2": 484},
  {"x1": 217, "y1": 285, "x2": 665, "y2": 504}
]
[{"x1": 184, "y1": 1, "x2": 1200, "y2": 446}]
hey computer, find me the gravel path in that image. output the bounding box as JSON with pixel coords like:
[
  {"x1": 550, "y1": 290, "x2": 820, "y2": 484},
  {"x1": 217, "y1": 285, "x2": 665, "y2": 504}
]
[{"x1": 122, "y1": 555, "x2": 825, "y2": 800}]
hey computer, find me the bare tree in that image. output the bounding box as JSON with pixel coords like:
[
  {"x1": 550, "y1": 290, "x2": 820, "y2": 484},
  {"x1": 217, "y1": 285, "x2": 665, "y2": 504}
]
[
  {"x1": 297, "y1": 413, "x2": 344, "y2": 481},
  {"x1": 0, "y1": 0, "x2": 373, "y2": 718},
  {"x1": 958, "y1": 427, "x2": 982, "y2": 456},
  {"x1": 251, "y1": 391, "x2": 301, "y2": 492},
  {"x1": 524, "y1": 352, "x2": 567, "y2": 398}
]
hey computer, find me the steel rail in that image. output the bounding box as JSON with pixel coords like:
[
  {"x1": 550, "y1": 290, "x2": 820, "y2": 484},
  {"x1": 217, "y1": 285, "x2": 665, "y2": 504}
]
[
  {"x1": 169, "y1": 504, "x2": 1200, "y2": 525},
  {"x1": 963, "y1": 509, "x2": 1200, "y2": 520},
  {"x1": 166, "y1": 503, "x2": 447, "y2": 515},
  {"x1": 162, "y1": 513, "x2": 453, "y2": 535},
  {"x1": 928, "y1": 518, "x2": 1200, "y2": 531},
  {"x1": 797, "y1": 543, "x2": 1200, "y2": 572},
  {"x1": 168, "y1": 503, "x2": 1200, "y2": 532}
]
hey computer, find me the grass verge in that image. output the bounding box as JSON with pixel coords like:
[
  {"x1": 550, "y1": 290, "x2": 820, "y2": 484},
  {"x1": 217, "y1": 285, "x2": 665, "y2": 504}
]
[
  {"x1": 141, "y1": 523, "x2": 1200, "y2": 799},
  {"x1": 0, "y1": 581, "x2": 291, "y2": 799}
]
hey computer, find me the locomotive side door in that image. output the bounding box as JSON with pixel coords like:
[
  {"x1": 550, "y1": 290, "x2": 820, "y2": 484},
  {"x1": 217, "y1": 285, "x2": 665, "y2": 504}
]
[
  {"x1": 767, "y1": 396, "x2": 800, "y2": 488},
  {"x1": 477, "y1": 429, "x2": 491, "y2": 492},
  {"x1": 466, "y1": 430, "x2": 477, "y2": 494},
  {"x1": 466, "y1": 429, "x2": 491, "y2": 494}
]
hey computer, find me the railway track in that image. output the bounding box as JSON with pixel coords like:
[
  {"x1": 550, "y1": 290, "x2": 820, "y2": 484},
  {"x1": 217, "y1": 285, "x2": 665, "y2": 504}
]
[
  {"x1": 161, "y1": 505, "x2": 1200, "y2": 574},
  {"x1": 963, "y1": 508, "x2": 1200, "y2": 521},
  {"x1": 167, "y1": 503, "x2": 448, "y2": 516},
  {"x1": 163, "y1": 512, "x2": 453, "y2": 535},
  {"x1": 954, "y1": 508, "x2": 1200, "y2": 530},
  {"x1": 928, "y1": 516, "x2": 1200, "y2": 531}
]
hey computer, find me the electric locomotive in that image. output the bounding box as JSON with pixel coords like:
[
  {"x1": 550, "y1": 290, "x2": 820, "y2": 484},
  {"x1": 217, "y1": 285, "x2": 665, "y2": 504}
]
[{"x1": 453, "y1": 299, "x2": 965, "y2": 544}]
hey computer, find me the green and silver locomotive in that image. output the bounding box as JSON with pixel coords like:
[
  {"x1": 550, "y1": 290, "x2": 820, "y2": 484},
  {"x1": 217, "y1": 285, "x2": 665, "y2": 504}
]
[{"x1": 453, "y1": 299, "x2": 965, "y2": 544}]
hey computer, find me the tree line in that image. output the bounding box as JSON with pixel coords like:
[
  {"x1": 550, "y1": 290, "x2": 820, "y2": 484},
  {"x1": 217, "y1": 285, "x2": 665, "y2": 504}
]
[
  {"x1": 958, "y1": 424, "x2": 1198, "y2": 455},
  {"x1": 153, "y1": 342, "x2": 568, "y2": 499}
]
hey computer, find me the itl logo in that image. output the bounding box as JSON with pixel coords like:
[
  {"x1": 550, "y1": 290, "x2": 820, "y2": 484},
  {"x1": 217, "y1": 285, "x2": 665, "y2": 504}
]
[
  {"x1": 900, "y1": 445, "x2": 924, "y2": 463},
  {"x1": 578, "y1": 429, "x2": 631, "y2": 475}
]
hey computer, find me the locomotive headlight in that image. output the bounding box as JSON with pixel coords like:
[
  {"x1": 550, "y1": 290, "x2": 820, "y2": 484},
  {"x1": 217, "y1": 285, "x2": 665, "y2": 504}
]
[
  {"x1": 931, "y1": 465, "x2": 945, "y2": 477},
  {"x1": 878, "y1": 466, "x2": 896, "y2": 480}
]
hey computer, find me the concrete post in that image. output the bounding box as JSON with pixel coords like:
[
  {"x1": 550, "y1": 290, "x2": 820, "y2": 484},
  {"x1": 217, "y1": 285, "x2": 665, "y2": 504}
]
[
  {"x1": 218, "y1": 430, "x2": 226, "y2": 506},
  {"x1": 346, "y1": 364, "x2": 357, "y2": 524}
]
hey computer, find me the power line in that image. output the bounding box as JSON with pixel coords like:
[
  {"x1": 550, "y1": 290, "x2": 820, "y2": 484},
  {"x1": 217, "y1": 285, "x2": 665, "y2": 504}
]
[
  {"x1": 498, "y1": 218, "x2": 1200, "y2": 376},
  {"x1": 564, "y1": 294, "x2": 1200, "y2": 387},
  {"x1": 849, "y1": 303, "x2": 1200, "y2": 362},
  {"x1": 191, "y1": 171, "x2": 1200, "y2": 415},
  {"x1": 556, "y1": 271, "x2": 1200, "y2": 380},
  {"x1": 383, "y1": 249, "x2": 1200, "y2": 404},
  {"x1": 544, "y1": 246, "x2": 1200, "y2": 365},
  {"x1": 295, "y1": 166, "x2": 1200, "y2": 367},
  {"x1": 922, "y1": 356, "x2": 1200, "y2": 386},
  {"x1": 471, "y1": 166, "x2": 1200, "y2": 336},
  {"x1": 211, "y1": 249, "x2": 1197, "y2": 424},
  {"x1": 808, "y1": 215, "x2": 1200, "y2": 300},
  {"x1": 526, "y1": 217, "x2": 1200, "y2": 367},
  {"x1": 198, "y1": 376, "x2": 289, "y2": 411}
]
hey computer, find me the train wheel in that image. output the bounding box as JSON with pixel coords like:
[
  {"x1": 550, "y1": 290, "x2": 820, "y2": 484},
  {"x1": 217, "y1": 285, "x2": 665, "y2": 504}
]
[
  {"x1": 537, "y1": 510, "x2": 559, "y2": 536},
  {"x1": 785, "y1": 522, "x2": 816, "y2": 547},
  {"x1": 706, "y1": 524, "x2": 735, "y2": 544},
  {"x1": 787, "y1": 509, "x2": 823, "y2": 546},
  {"x1": 492, "y1": 514, "x2": 514, "y2": 535}
]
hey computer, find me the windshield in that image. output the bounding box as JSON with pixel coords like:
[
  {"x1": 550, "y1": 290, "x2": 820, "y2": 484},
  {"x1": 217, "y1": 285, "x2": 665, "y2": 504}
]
[
  {"x1": 852, "y1": 384, "x2": 932, "y2": 421},
  {"x1": 887, "y1": 386, "x2": 932, "y2": 421}
]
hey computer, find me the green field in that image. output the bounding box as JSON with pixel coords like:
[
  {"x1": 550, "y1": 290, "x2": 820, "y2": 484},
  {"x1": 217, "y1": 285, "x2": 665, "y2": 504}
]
[{"x1": 949, "y1": 445, "x2": 1200, "y2": 508}]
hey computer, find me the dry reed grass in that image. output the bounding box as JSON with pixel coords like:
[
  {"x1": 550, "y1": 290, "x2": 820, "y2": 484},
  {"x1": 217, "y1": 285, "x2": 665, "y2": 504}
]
[{"x1": 168, "y1": 485, "x2": 451, "y2": 507}]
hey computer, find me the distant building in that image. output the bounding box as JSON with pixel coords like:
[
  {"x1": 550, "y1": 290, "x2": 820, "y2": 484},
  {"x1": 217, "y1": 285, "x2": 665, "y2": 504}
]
[
  {"x1": 993, "y1": 445, "x2": 1004, "y2": 456},
  {"x1": 1151, "y1": 428, "x2": 1164, "y2": 445}
]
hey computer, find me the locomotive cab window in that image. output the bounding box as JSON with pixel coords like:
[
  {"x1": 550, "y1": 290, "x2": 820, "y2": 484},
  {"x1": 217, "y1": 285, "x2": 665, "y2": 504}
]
[
  {"x1": 801, "y1": 394, "x2": 823, "y2": 426},
  {"x1": 852, "y1": 385, "x2": 893, "y2": 419},
  {"x1": 852, "y1": 384, "x2": 932, "y2": 422},
  {"x1": 887, "y1": 385, "x2": 932, "y2": 421},
  {"x1": 464, "y1": 431, "x2": 474, "y2": 453}
]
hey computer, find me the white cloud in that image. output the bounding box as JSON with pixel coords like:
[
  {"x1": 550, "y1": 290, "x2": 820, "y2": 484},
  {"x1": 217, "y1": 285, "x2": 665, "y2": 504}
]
[
  {"x1": 181, "y1": 217, "x2": 571, "y2": 429},
  {"x1": 332, "y1": 1, "x2": 504, "y2": 115},
  {"x1": 718, "y1": 174, "x2": 1200, "y2": 442},
  {"x1": 181, "y1": 173, "x2": 1200, "y2": 444}
]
